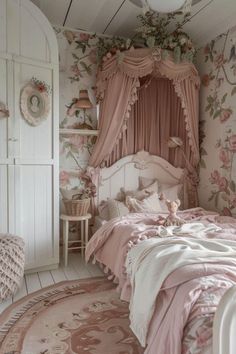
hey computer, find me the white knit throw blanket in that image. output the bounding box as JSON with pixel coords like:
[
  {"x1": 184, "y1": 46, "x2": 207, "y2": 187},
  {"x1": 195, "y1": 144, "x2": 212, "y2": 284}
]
[{"x1": 125, "y1": 222, "x2": 236, "y2": 347}]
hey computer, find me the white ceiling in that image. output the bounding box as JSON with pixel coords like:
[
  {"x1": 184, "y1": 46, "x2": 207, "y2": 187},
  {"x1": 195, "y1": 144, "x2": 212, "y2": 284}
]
[{"x1": 31, "y1": 0, "x2": 236, "y2": 46}]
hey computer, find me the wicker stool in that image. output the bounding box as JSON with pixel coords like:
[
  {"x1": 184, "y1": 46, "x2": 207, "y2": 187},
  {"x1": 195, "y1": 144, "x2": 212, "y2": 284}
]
[
  {"x1": 0, "y1": 234, "x2": 25, "y2": 302},
  {"x1": 60, "y1": 214, "x2": 91, "y2": 266}
]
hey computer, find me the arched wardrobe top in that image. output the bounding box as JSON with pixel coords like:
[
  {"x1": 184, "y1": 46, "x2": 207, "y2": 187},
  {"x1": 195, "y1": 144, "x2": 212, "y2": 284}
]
[
  {"x1": 0, "y1": 0, "x2": 59, "y2": 271},
  {"x1": 0, "y1": 0, "x2": 58, "y2": 65}
]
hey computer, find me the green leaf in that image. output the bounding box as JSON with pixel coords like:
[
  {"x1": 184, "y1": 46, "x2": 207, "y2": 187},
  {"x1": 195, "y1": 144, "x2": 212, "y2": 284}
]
[
  {"x1": 221, "y1": 93, "x2": 227, "y2": 104},
  {"x1": 230, "y1": 180, "x2": 236, "y2": 192},
  {"x1": 207, "y1": 96, "x2": 213, "y2": 103},
  {"x1": 200, "y1": 147, "x2": 208, "y2": 156},
  {"x1": 72, "y1": 53, "x2": 80, "y2": 60},
  {"x1": 214, "y1": 192, "x2": 220, "y2": 207},
  {"x1": 146, "y1": 36, "x2": 155, "y2": 48},
  {"x1": 174, "y1": 46, "x2": 181, "y2": 63},
  {"x1": 199, "y1": 159, "x2": 206, "y2": 168},
  {"x1": 231, "y1": 87, "x2": 236, "y2": 96},
  {"x1": 117, "y1": 52, "x2": 125, "y2": 65},
  {"x1": 213, "y1": 110, "x2": 221, "y2": 119},
  {"x1": 221, "y1": 192, "x2": 229, "y2": 201},
  {"x1": 208, "y1": 194, "x2": 215, "y2": 202},
  {"x1": 205, "y1": 104, "x2": 211, "y2": 112}
]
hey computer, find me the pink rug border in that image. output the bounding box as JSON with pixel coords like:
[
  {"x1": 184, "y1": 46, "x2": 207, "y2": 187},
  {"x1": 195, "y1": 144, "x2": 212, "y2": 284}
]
[{"x1": 0, "y1": 276, "x2": 105, "y2": 323}]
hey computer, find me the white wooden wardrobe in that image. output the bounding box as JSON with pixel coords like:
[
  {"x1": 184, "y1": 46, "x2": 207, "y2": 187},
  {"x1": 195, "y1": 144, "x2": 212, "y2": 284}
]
[{"x1": 0, "y1": 0, "x2": 59, "y2": 272}]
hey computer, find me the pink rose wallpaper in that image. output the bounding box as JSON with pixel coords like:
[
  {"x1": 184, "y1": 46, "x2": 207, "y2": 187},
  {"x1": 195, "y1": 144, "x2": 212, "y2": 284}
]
[
  {"x1": 197, "y1": 27, "x2": 236, "y2": 216},
  {"x1": 54, "y1": 27, "x2": 100, "y2": 189}
]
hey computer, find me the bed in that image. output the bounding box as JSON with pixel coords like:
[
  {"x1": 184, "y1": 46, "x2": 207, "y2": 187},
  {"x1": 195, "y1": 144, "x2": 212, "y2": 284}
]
[{"x1": 86, "y1": 151, "x2": 236, "y2": 354}]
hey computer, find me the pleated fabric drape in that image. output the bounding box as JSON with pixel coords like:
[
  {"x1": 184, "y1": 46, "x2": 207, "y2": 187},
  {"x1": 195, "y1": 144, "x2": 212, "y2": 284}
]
[{"x1": 89, "y1": 48, "x2": 200, "y2": 208}]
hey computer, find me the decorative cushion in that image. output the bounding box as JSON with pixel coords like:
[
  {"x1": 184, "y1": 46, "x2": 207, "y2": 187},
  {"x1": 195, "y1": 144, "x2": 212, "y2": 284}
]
[
  {"x1": 159, "y1": 184, "x2": 182, "y2": 212},
  {"x1": 116, "y1": 180, "x2": 159, "y2": 203},
  {"x1": 98, "y1": 201, "x2": 110, "y2": 221},
  {"x1": 126, "y1": 193, "x2": 162, "y2": 213},
  {"x1": 139, "y1": 177, "x2": 159, "y2": 191},
  {"x1": 116, "y1": 187, "x2": 149, "y2": 202},
  {"x1": 107, "y1": 199, "x2": 130, "y2": 219},
  {"x1": 0, "y1": 234, "x2": 25, "y2": 302}
]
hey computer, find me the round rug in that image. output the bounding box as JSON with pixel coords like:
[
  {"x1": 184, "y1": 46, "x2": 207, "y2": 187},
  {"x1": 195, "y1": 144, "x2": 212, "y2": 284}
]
[{"x1": 0, "y1": 277, "x2": 143, "y2": 354}]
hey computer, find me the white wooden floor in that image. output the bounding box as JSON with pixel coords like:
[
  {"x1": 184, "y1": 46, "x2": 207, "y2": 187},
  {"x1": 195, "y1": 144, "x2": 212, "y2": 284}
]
[{"x1": 0, "y1": 253, "x2": 104, "y2": 314}]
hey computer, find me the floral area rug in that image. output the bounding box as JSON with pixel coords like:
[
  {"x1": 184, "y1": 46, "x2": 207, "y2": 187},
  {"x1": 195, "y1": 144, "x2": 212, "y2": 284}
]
[{"x1": 0, "y1": 277, "x2": 143, "y2": 354}]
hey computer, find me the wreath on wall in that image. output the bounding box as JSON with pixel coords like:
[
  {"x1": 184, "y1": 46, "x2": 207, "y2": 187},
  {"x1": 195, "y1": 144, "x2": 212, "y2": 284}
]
[{"x1": 20, "y1": 77, "x2": 51, "y2": 127}]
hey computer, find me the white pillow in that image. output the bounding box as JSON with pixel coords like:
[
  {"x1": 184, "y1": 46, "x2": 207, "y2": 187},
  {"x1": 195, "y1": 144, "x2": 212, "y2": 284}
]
[
  {"x1": 116, "y1": 187, "x2": 150, "y2": 202},
  {"x1": 159, "y1": 184, "x2": 182, "y2": 212},
  {"x1": 126, "y1": 193, "x2": 162, "y2": 213},
  {"x1": 107, "y1": 199, "x2": 130, "y2": 219},
  {"x1": 97, "y1": 201, "x2": 110, "y2": 221},
  {"x1": 139, "y1": 177, "x2": 159, "y2": 191}
]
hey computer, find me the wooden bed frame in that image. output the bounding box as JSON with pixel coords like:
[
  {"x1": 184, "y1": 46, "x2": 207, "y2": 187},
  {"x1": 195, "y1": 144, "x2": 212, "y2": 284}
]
[
  {"x1": 96, "y1": 150, "x2": 183, "y2": 205},
  {"x1": 96, "y1": 151, "x2": 236, "y2": 354}
]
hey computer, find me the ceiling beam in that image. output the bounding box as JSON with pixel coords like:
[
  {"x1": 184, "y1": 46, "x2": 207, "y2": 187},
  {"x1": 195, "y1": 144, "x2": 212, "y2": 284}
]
[
  {"x1": 63, "y1": 0, "x2": 73, "y2": 26},
  {"x1": 103, "y1": 0, "x2": 127, "y2": 33}
]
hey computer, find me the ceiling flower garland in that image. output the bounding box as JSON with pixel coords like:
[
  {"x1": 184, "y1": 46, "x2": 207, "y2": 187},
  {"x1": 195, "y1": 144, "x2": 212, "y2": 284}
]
[{"x1": 97, "y1": 11, "x2": 196, "y2": 65}]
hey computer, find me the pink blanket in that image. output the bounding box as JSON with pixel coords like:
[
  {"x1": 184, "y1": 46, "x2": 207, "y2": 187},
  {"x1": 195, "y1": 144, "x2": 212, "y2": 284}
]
[{"x1": 85, "y1": 209, "x2": 236, "y2": 354}]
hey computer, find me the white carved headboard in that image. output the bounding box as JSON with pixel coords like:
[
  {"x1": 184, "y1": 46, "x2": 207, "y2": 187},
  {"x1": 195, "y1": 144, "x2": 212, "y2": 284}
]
[{"x1": 96, "y1": 151, "x2": 183, "y2": 205}]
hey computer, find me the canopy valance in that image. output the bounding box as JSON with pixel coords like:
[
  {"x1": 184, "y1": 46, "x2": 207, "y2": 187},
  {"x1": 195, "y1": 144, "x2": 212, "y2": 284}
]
[{"x1": 89, "y1": 47, "x2": 200, "y2": 208}]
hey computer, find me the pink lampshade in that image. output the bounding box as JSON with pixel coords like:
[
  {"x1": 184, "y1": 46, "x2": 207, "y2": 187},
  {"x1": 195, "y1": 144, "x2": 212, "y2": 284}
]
[{"x1": 76, "y1": 89, "x2": 93, "y2": 109}]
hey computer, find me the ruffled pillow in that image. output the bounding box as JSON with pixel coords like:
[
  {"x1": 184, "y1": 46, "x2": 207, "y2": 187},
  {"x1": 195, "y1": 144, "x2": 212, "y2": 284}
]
[
  {"x1": 107, "y1": 199, "x2": 130, "y2": 219},
  {"x1": 139, "y1": 176, "x2": 155, "y2": 188},
  {"x1": 159, "y1": 184, "x2": 183, "y2": 212},
  {"x1": 126, "y1": 193, "x2": 162, "y2": 213},
  {"x1": 116, "y1": 179, "x2": 159, "y2": 203},
  {"x1": 97, "y1": 201, "x2": 110, "y2": 221},
  {"x1": 116, "y1": 187, "x2": 149, "y2": 202}
]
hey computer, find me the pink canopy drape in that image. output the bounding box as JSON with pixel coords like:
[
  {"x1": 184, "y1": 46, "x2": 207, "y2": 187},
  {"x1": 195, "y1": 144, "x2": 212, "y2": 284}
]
[{"x1": 89, "y1": 48, "x2": 200, "y2": 208}]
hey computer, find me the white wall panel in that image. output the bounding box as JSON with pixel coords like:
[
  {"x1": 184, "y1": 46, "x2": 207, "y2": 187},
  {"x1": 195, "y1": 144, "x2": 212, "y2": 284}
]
[
  {"x1": 16, "y1": 165, "x2": 54, "y2": 268},
  {"x1": 0, "y1": 58, "x2": 8, "y2": 161},
  {"x1": 0, "y1": 0, "x2": 7, "y2": 53},
  {"x1": 0, "y1": 0, "x2": 59, "y2": 272},
  {"x1": 0, "y1": 165, "x2": 8, "y2": 233},
  {"x1": 20, "y1": 5, "x2": 49, "y2": 61},
  {"x1": 6, "y1": 0, "x2": 20, "y2": 55}
]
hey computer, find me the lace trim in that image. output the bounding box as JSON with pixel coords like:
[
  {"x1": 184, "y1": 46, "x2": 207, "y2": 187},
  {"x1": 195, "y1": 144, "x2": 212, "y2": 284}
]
[
  {"x1": 173, "y1": 80, "x2": 200, "y2": 166},
  {"x1": 97, "y1": 51, "x2": 200, "y2": 89},
  {"x1": 103, "y1": 77, "x2": 140, "y2": 165}
]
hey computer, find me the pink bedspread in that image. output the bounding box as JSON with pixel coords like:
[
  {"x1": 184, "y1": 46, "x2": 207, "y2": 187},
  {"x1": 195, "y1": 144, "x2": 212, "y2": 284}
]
[{"x1": 85, "y1": 209, "x2": 236, "y2": 354}]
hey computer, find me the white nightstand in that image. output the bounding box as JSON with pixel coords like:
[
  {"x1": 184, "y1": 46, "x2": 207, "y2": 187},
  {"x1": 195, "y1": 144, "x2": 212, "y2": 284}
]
[{"x1": 60, "y1": 213, "x2": 92, "y2": 266}]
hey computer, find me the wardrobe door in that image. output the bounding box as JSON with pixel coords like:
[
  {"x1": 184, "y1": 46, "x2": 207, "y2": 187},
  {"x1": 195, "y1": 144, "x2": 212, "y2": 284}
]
[
  {"x1": 14, "y1": 165, "x2": 55, "y2": 269},
  {"x1": 13, "y1": 60, "x2": 58, "y2": 270},
  {"x1": 0, "y1": 0, "x2": 59, "y2": 271},
  {"x1": 0, "y1": 57, "x2": 14, "y2": 233}
]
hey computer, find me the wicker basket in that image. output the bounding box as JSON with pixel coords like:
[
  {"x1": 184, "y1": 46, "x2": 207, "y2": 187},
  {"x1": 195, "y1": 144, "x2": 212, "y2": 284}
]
[{"x1": 63, "y1": 198, "x2": 90, "y2": 216}]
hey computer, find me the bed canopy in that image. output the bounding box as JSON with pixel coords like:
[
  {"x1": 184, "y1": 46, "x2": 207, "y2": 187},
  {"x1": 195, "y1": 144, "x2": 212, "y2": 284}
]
[{"x1": 89, "y1": 47, "x2": 200, "y2": 208}]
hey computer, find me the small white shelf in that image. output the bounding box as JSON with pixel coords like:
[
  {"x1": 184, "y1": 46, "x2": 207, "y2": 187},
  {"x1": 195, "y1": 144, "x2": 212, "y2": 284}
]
[{"x1": 59, "y1": 129, "x2": 99, "y2": 136}]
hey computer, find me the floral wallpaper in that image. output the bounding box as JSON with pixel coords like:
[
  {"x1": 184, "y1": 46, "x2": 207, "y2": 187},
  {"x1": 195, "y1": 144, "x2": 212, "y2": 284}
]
[
  {"x1": 54, "y1": 27, "x2": 100, "y2": 190},
  {"x1": 197, "y1": 26, "x2": 236, "y2": 217}
]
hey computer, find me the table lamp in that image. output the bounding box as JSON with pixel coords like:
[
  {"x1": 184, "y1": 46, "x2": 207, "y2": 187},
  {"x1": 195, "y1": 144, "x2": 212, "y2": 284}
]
[{"x1": 76, "y1": 89, "x2": 93, "y2": 125}]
